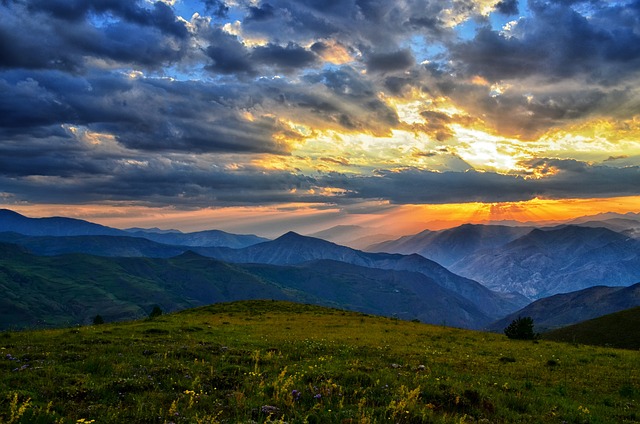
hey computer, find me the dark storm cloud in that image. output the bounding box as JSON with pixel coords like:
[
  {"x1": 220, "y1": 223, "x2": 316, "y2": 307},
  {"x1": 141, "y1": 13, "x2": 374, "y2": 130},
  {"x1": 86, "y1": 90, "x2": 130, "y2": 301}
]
[
  {"x1": 203, "y1": 28, "x2": 255, "y2": 74},
  {"x1": 0, "y1": 155, "x2": 323, "y2": 206},
  {"x1": 239, "y1": 0, "x2": 457, "y2": 59},
  {"x1": 0, "y1": 69, "x2": 291, "y2": 154},
  {"x1": 200, "y1": 24, "x2": 317, "y2": 75},
  {"x1": 319, "y1": 161, "x2": 640, "y2": 204},
  {"x1": 26, "y1": 0, "x2": 188, "y2": 38},
  {"x1": 495, "y1": 0, "x2": 518, "y2": 15},
  {"x1": 246, "y1": 3, "x2": 276, "y2": 21},
  {"x1": 0, "y1": 1, "x2": 188, "y2": 71},
  {"x1": 0, "y1": 62, "x2": 399, "y2": 157},
  {"x1": 0, "y1": 130, "x2": 120, "y2": 179},
  {"x1": 366, "y1": 50, "x2": 415, "y2": 73},
  {"x1": 250, "y1": 43, "x2": 318, "y2": 72},
  {"x1": 451, "y1": 1, "x2": 640, "y2": 84},
  {"x1": 3, "y1": 151, "x2": 638, "y2": 206}
]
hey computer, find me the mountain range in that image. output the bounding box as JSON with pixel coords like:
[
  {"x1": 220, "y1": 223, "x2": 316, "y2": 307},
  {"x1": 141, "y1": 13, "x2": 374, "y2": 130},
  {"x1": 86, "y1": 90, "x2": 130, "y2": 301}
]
[
  {"x1": 0, "y1": 209, "x2": 267, "y2": 248},
  {"x1": 448, "y1": 226, "x2": 640, "y2": 298},
  {"x1": 0, "y1": 210, "x2": 531, "y2": 329},
  {"x1": 2, "y1": 208, "x2": 639, "y2": 333},
  {"x1": 368, "y1": 216, "x2": 640, "y2": 300},
  {"x1": 192, "y1": 231, "x2": 528, "y2": 318},
  {"x1": 0, "y1": 242, "x2": 501, "y2": 330},
  {"x1": 368, "y1": 224, "x2": 534, "y2": 267}
]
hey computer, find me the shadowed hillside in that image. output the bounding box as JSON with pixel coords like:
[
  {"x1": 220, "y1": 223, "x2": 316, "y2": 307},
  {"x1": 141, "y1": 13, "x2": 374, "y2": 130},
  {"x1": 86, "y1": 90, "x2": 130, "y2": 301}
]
[
  {"x1": 489, "y1": 283, "x2": 640, "y2": 332},
  {"x1": 542, "y1": 306, "x2": 640, "y2": 350}
]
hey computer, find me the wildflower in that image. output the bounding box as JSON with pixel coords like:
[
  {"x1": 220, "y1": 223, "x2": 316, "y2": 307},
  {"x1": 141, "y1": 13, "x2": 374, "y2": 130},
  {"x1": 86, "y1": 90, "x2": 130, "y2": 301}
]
[
  {"x1": 291, "y1": 389, "x2": 301, "y2": 401},
  {"x1": 578, "y1": 405, "x2": 590, "y2": 415},
  {"x1": 314, "y1": 393, "x2": 322, "y2": 399},
  {"x1": 260, "y1": 405, "x2": 280, "y2": 415}
]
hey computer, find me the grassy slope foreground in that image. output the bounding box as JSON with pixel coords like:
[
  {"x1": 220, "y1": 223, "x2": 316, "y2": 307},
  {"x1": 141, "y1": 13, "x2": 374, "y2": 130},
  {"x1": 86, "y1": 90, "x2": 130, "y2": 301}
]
[{"x1": 0, "y1": 301, "x2": 639, "y2": 424}]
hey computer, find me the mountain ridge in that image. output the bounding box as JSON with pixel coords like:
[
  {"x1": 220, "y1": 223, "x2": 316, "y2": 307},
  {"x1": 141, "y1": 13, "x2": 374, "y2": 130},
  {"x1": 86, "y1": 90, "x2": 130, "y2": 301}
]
[
  {"x1": 450, "y1": 225, "x2": 640, "y2": 298},
  {"x1": 0, "y1": 209, "x2": 267, "y2": 248},
  {"x1": 489, "y1": 283, "x2": 640, "y2": 332},
  {"x1": 0, "y1": 242, "x2": 496, "y2": 329},
  {"x1": 198, "y1": 231, "x2": 529, "y2": 319}
]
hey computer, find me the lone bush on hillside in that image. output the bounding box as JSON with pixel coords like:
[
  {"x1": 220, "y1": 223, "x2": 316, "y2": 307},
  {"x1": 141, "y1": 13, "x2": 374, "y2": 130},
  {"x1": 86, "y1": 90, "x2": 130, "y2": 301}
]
[
  {"x1": 504, "y1": 316, "x2": 536, "y2": 340},
  {"x1": 92, "y1": 314, "x2": 104, "y2": 325},
  {"x1": 149, "y1": 306, "x2": 163, "y2": 319}
]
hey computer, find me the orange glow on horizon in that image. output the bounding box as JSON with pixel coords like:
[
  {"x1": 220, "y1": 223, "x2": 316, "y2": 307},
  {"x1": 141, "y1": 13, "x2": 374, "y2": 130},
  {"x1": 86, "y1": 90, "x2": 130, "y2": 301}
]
[{"x1": 3, "y1": 196, "x2": 640, "y2": 239}]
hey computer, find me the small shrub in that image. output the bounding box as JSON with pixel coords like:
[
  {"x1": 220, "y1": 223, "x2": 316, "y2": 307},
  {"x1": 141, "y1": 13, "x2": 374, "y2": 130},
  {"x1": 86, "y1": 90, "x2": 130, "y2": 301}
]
[
  {"x1": 92, "y1": 314, "x2": 104, "y2": 325},
  {"x1": 504, "y1": 316, "x2": 536, "y2": 340},
  {"x1": 148, "y1": 306, "x2": 163, "y2": 319}
]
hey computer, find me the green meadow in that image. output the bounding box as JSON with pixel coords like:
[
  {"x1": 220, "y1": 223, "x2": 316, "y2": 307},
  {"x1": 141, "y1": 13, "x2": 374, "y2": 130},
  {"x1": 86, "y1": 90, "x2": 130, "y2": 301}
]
[{"x1": 0, "y1": 300, "x2": 638, "y2": 423}]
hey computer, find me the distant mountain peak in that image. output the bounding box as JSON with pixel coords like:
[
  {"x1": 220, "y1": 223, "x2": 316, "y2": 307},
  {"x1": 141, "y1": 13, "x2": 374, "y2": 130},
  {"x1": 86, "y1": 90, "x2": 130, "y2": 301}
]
[
  {"x1": 279, "y1": 230, "x2": 303, "y2": 238},
  {"x1": 0, "y1": 208, "x2": 23, "y2": 217},
  {"x1": 174, "y1": 250, "x2": 209, "y2": 260},
  {"x1": 275, "y1": 231, "x2": 325, "y2": 243}
]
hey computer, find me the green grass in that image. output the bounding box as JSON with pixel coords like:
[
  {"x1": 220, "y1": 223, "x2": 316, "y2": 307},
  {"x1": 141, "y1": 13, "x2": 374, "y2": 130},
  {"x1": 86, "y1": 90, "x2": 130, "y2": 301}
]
[
  {"x1": 542, "y1": 306, "x2": 640, "y2": 350},
  {"x1": 0, "y1": 300, "x2": 638, "y2": 423}
]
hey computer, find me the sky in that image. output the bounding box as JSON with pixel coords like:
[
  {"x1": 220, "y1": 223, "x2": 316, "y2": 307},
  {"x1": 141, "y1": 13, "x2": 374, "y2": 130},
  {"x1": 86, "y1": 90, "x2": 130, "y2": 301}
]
[{"x1": 1, "y1": 0, "x2": 640, "y2": 237}]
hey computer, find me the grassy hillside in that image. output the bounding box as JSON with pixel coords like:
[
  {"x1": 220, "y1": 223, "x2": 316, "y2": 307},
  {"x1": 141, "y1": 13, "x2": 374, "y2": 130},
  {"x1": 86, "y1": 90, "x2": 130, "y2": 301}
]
[
  {"x1": 1, "y1": 301, "x2": 638, "y2": 423},
  {"x1": 542, "y1": 306, "x2": 640, "y2": 350},
  {"x1": 489, "y1": 283, "x2": 640, "y2": 333},
  {"x1": 0, "y1": 244, "x2": 294, "y2": 329}
]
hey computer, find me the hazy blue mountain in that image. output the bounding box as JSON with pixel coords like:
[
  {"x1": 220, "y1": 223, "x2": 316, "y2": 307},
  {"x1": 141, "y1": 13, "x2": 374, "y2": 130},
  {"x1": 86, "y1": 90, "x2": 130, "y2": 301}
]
[
  {"x1": 0, "y1": 209, "x2": 124, "y2": 237},
  {"x1": 0, "y1": 243, "x2": 495, "y2": 330},
  {"x1": 367, "y1": 224, "x2": 534, "y2": 266},
  {"x1": 568, "y1": 212, "x2": 640, "y2": 225},
  {"x1": 571, "y1": 218, "x2": 640, "y2": 233},
  {"x1": 197, "y1": 231, "x2": 529, "y2": 319},
  {"x1": 0, "y1": 209, "x2": 268, "y2": 249},
  {"x1": 308, "y1": 225, "x2": 394, "y2": 249},
  {"x1": 0, "y1": 232, "x2": 186, "y2": 258},
  {"x1": 489, "y1": 283, "x2": 640, "y2": 333},
  {"x1": 126, "y1": 228, "x2": 269, "y2": 249},
  {"x1": 124, "y1": 227, "x2": 181, "y2": 234},
  {"x1": 450, "y1": 226, "x2": 640, "y2": 299}
]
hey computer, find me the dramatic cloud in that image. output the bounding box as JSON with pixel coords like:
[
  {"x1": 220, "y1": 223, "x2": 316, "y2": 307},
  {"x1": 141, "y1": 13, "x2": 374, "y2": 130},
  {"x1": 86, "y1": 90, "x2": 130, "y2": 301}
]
[
  {"x1": 495, "y1": 0, "x2": 518, "y2": 15},
  {"x1": 0, "y1": 1, "x2": 189, "y2": 71},
  {"x1": 320, "y1": 161, "x2": 640, "y2": 204},
  {"x1": 1, "y1": 0, "x2": 639, "y2": 228},
  {"x1": 366, "y1": 50, "x2": 415, "y2": 73}
]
